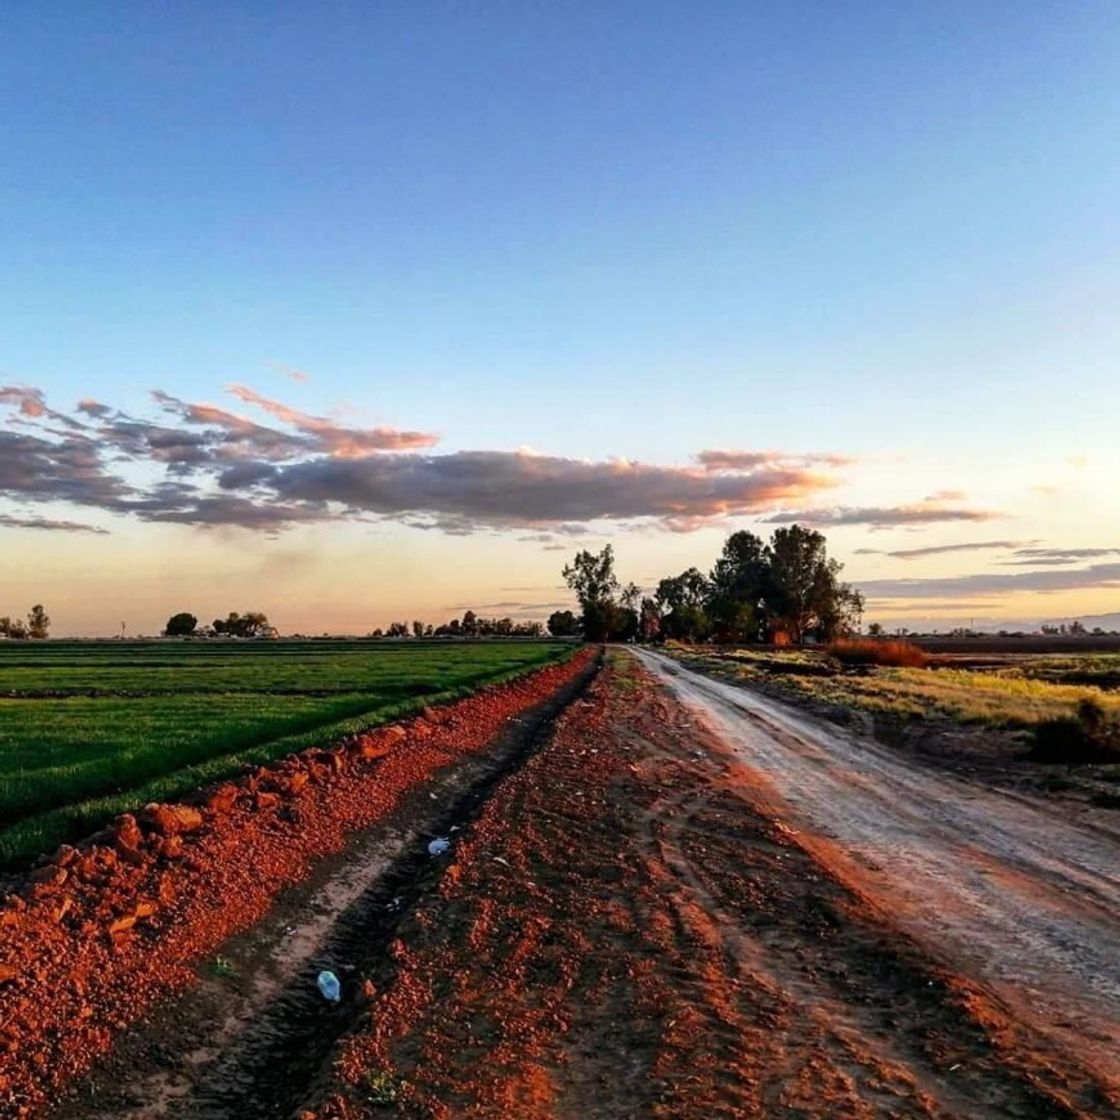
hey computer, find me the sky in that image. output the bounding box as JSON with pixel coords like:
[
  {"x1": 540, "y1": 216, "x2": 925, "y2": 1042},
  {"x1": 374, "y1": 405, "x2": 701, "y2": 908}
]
[{"x1": 2, "y1": 2, "x2": 1119, "y2": 636}]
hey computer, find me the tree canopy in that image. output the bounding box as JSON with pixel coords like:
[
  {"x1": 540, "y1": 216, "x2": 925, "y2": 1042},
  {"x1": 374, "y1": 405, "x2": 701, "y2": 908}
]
[{"x1": 560, "y1": 525, "x2": 862, "y2": 644}]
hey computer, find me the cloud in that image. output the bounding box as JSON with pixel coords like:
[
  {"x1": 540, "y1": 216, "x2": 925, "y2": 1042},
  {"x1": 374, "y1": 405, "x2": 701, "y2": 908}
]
[
  {"x1": 226, "y1": 385, "x2": 438, "y2": 456},
  {"x1": 0, "y1": 386, "x2": 47, "y2": 418},
  {"x1": 765, "y1": 504, "x2": 1001, "y2": 529},
  {"x1": 696, "y1": 449, "x2": 855, "y2": 472},
  {"x1": 262, "y1": 450, "x2": 837, "y2": 528},
  {"x1": 855, "y1": 539, "x2": 1025, "y2": 560},
  {"x1": 1, "y1": 382, "x2": 857, "y2": 535},
  {"x1": 1001, "y1": 547, "x2": 1120, "y2": 566},
  {"x1": 76, "y1": 399, "x2": 111, "y2": 419},
  {"x1": 858, "y1": 561, "x2": 1120, "y2": 600},
  {"x1": 0, "y1": 428, "x2": 135, "y2": 509},
  {"x1": 0, "y1": 513, "x2": 109, "y2": 534}
]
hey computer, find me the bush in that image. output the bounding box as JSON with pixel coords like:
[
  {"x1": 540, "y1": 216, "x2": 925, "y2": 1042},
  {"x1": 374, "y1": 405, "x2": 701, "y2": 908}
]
[
  {"x1": 1032, "y1": 698, "x2": 1120, "y2": 763},
  {"x1": 828, "y1": 638, "x2": 928, "y2": 669}
]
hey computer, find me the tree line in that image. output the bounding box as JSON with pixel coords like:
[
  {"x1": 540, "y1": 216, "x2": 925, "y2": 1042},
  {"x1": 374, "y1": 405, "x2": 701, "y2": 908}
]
[
  {"x1": 371, "y1": 610, "x2": 544, "y2": 639},
  {"x1": 164, "y1": 611, "x2": 277, "y2": 638},
  {"x1": 556, "y1": 525, "x2": 864, "y2": 644},
  {"x1": 0, "y1": 605, "x2": 50, "y2": 640}
]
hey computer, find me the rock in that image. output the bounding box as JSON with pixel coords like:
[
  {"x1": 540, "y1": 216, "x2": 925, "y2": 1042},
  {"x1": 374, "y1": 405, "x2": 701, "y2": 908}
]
[
  {"x1": 141, "y1": 803, "x2": 203, "y2": 838},
  {"x1": 29, "y1": 866, "x2": 68, "y2": 888},
  {"x1": 112, "y1": 815, "x2": 146, "y2": 864},
  {"x1": 358, "y1": 740, "x2": 392, "y2": 760},
  {"x1": 277, "y1": 770, "x2": 310, "y2": 796},
  {"x1": 155, "y1": 835, "x2": 184, "y2": 861},
  {"x1": 206, "y1": 783, "x2": 240, "y2": 815}
]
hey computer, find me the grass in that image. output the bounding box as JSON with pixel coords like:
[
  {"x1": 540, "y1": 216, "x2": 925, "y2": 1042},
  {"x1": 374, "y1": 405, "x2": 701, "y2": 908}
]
[
  {"x1": 0, "y1": 639, "x2": 575, "y2": 869},
  {"x1": 671, "y1": 645, "x2": 1120, "y2": 728}
]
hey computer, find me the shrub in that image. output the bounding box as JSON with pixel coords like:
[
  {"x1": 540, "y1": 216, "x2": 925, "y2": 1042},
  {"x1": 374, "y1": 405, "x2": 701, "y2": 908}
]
[
  {"x1": 1032, "y1": 698, "x2": 1120, "y2": 763},
  {"x1": 828, "y1": 638, "x2": 928, "y2": 669}
]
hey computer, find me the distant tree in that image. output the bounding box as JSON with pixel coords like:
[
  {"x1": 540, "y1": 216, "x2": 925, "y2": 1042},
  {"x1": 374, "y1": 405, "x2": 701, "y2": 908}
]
[
  {"x1": 620, "y1": 582, "x2": 642, "y2": 613},
  {"x1": 547, "y1": 609, "x2": 580, "y2": 637},
  {"x1": 867, "y1": 622, "x2": 884, "y2": 637},
  {"x1": 563, "y1": 546, "x2": 620, "y2": 641},
  {"x1": 412, "y1": 619, "x2": 425, "y2": 639},
  {"x1": 387, "y1": 621, "x2": 409, "y2": 637},
  {"x1": 27, "y1": 604, "x2": 50, "y2": 640},
  {"x1": 164, "y1": 612, "x2": 198, "y2": 637},
  {"x1": 6, "y1": 618, "x2": 28, "y2": 639},
  {"x1": 1069, "y1": 620, "x2": 1087, "y2": 636},
  {"x1": 211, "y1": 610, "x2": 275, "y2": 638},
  {"x1": 0, "y1": 616, "x2": 11, "y2": 638},
  {"x1": 639, "y1": 597, "x2": 662, "y2": 642},
  {"x1": 461, "y1": 610, "x2": 479, "y2": 637}
]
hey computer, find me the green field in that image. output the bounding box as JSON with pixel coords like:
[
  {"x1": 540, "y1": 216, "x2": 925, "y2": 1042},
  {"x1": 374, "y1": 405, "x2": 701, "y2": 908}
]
[{"x1": 0, "y1": 640, "x2": 575, "y2": 870}]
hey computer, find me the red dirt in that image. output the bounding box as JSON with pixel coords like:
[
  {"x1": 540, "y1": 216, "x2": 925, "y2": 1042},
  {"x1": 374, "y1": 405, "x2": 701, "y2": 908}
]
[
  {"x1": 0, "y1": 649, "x2": 593, "y2": 1118},
  {"x1": 300, "y1": 653, "x2": 1116, "y2": 1120}
]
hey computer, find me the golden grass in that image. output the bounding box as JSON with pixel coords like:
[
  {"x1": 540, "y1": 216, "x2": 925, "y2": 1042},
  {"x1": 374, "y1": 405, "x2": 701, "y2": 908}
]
[{"x1": 674, "y1": 647, "x2": 1120, "y2": 727}]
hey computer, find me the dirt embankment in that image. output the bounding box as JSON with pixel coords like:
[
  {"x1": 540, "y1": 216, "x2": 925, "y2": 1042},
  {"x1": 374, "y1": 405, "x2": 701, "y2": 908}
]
[
  {"x1": 0, "y1": 649, "x2": 595, "y2": 1119},
  {"x1": 301, "y1": 652, "x2": 1114, "y2": 1120}
]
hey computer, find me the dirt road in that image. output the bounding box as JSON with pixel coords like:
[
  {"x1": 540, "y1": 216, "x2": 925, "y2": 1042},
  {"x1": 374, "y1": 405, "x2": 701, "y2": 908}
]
[{"x1": 635, "y1": 648, "x2": 1120, "y2": 1106}]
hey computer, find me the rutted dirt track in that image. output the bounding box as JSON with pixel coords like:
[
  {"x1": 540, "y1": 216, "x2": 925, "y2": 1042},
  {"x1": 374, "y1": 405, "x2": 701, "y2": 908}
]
[{"x1": 5, "y1": 648, "x2": 1120, "y2": 1118}]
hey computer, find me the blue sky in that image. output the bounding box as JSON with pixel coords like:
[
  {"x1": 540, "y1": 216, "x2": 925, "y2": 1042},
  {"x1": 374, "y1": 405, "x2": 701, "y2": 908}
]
[{"x1": 3, "y1": 3, "x2": 1119, "y2": 633}]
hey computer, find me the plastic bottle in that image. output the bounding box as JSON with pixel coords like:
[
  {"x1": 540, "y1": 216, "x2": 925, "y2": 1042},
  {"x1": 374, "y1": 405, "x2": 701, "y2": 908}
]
[{"x1": 317, "y1": 969, "x2": 341, "y2": 1002}]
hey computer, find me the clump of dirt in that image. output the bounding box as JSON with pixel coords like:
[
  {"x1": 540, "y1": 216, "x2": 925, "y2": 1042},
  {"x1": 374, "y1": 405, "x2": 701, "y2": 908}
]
[
  {"x1": 298, "y1": 654, "x2": 1109, "y2": 1119},
  {"x1": 0, "y1": 649, "x2": 594, "y2": 1118}
]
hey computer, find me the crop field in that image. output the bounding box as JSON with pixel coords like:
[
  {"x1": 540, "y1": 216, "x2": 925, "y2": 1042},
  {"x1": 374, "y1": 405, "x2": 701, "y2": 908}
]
[
  {"x1": 672, "y1": 646, "x2": 1120, "y2": 727},
  {"x1": 0, "y1": 639, "x2": 573, "y2": 869}
]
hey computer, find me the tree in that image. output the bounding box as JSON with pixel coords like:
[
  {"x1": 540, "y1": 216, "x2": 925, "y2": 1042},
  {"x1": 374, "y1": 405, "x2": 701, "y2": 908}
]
[
  {"x1": 563, "y1": 545, "x2": 620, "y2": 641},
  {"x1": 867, "y1": 622, "x2": 884, "y2": 638},
  {"x1": 27, "y1": 604, "x2": 50, "y2": 640},
  {"x1": 639, "y1": 597, "x2": 662, "y2": 642},
  {"x1": 6, "y1": 618, "x2": 28, "y2": 639},
  {"x1": 706, "y1": 530, "x2": 768, "y2": 642},
  {"x1": 412, "y1": 619, "x2": 425, "y2": 639},
  {"x1": 547, "y1": 609, "x2": 579, "y2": 637},
  {"x1": 211, "y1": 610, "x2": 275, "y2": 638},
  {"x1": 386, "y1": 621, "x2": 409, "y2": 637},
  {"x1": 655, "y1": 568, "x2": 711, "y2": 642},
  {"x1": 164, "y1": 612, "x2": 198, "y2": 637},
  {"x1": 765, "y1": 526, "x2": 861, "y2": 642},
  {"x1": 461, "y1": 610, "x2": 479, "y2": 637}
]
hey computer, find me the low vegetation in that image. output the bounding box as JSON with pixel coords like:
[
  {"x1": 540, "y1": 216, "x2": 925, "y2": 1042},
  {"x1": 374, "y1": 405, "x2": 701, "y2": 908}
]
[
  {"x1": 1032, "y1": 699, "x2": 1120, "y2": 764},
  {"x1": 0, "y1": 639, "x2": 574, "y2": 869},
  {"x1": 828, "y1": 638, "x2": 928, "y2": 668},
  {"x1": 673, "y1": 646, "x2": 1120, "y2": 730}
]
